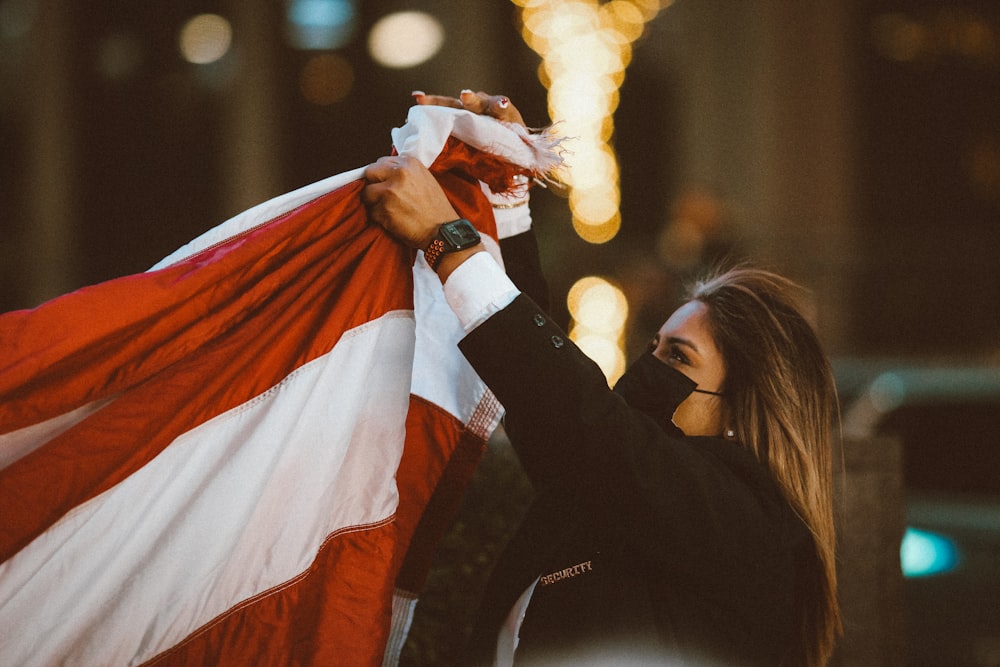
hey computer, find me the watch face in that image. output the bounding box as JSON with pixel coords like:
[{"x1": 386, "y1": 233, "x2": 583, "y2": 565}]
[{"x1": 440, "y1": 219, "x2": 481, "y2": 249}]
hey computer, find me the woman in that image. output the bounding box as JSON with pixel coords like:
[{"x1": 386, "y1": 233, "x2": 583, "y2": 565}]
[{"x1": 363, "y1": 92, "x2": 840, "y2": 666}]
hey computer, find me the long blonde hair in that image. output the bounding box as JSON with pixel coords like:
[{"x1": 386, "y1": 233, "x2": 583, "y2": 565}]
[{"x1": 689, "y1": 268, "x2": 841, "y2": 667}]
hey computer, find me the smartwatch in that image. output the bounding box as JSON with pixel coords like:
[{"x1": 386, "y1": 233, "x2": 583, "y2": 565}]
[{"x1": 424, "y1": 218, "x2": 481, "y2": 272}]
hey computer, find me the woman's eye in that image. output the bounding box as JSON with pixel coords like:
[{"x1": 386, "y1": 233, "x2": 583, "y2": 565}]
[{"x1": 669, "y1": 346, "x2": 689, "y2": 365}]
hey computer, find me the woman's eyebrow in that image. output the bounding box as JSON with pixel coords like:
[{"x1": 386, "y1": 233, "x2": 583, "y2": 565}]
[{"x1": 667, "y1": 336, "x2": 700, "y2": 354}]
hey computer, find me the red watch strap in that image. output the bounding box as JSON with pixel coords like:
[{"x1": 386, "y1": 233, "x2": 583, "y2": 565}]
[{"x1": 424, "y1": 238, "x2": 447, "y2": 271}]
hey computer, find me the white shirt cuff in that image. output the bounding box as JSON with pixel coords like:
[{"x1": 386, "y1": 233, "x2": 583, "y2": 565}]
[{"x1": 442, "y1": 251, "x2": 520, "y2": 333}]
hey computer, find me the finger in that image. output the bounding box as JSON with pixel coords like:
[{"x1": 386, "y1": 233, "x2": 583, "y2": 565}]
[
  {"x1": 360, "y1": 178, "x2": 381, "y2": 205},
  {"x1": 360, "y1": 180, "x2": 391, "y2": 219},
  {"x1": 494, "y1": 95, "x2": 525, "y2": 126},
  {"x1": 412, "y1": 91, "x2": 463, "y2": 109},
  {"x1": 459, "y1": 90, "x2": 525, "y2": 126},
  {"x1": 363, "y1": 156, "x2": 403, "y2": 183},
  {"x1": 458, "y1": 89, "x2": 489, "y2": 114}
]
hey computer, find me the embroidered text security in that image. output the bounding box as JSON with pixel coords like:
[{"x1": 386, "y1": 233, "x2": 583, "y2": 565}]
[{"x1": 539, "y1": 560, "x2": 593, "y2": 586}]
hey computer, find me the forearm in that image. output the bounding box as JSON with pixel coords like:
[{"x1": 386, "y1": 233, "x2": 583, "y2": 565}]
[{"x1": 434, "y1": 246, "x2": 486, "y2": 284}]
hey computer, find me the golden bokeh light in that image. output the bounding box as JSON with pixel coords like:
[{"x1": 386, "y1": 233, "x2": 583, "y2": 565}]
[
  {"x1": 572, "y1": 214, "x2": 621, "y2": 245},
  {"x1": 567, "y1": 276, "x2": 628, "y2": 334},
  {"x1": 573, "y1": 333, "x2": 627, "y2": 382},
  {"x1": 572, "y1": 188, "x2": 620, "y2": 224},
  {"x1": 515, "y1": 0, "x2": 672, "y2": 244},
  {"x1": 567, "y1": 276, "x2": 629, "y2": 383},
  {"x1": 367, "y1": 11, "x2": 444, "y2": 69}
]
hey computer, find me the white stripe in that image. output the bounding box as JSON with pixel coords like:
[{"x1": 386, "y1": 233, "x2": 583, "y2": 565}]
[
  {"x1": 0, "y1": 311, "x2": 415, "y2": 667},
  {"x1": 409, "y1": 245, "x2": 503, "y2": 438},
  {"x1": 0, "y1": 397, "x2": 113, "y2": 472}
]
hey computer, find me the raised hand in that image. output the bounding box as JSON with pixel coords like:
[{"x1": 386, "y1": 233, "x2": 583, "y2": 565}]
[
  {"x1": 412, "y1": 89, "x2": 526, "y2": 127},
  {"x1": 362, "y1": 155, "x2": 459, "y2": 251}
]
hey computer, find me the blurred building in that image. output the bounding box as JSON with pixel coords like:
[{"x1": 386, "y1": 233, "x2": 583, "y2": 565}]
[{"x1": 1, "y1": 0, "x2": 998, "y2": 356}]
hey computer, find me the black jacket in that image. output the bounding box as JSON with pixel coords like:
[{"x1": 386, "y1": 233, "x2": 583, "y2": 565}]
[{"x1": 456, "y1": 235, "x2": 814, "y2": 665}]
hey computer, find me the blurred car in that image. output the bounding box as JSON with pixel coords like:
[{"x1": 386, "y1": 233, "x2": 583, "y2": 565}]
[{"x1": 836, "y1": 359, "x2": 1000, "y2": 667}]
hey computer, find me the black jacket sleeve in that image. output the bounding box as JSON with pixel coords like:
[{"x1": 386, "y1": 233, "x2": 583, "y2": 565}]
[{"x1": 499, "y1": 230, "x2": 550, "y2": 314}]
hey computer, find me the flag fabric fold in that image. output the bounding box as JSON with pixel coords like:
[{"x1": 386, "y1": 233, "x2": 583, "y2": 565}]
[{"x1": 0, "y1": 106, "x2": 558, "y2": 666}]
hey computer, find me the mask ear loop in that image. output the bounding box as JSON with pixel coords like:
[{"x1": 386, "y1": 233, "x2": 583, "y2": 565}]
[{"x1": 690, "y1": 387, "x2": 733, "y2": 439}]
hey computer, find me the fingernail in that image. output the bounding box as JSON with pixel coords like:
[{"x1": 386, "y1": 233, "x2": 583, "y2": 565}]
[
  {"x1": 460, "y1": 89, "x2": 474, "y2": 96},
  {"x1": 411, "y1": 90, "x2": 425, "y2": 97},
  {"x1": 498, "y1": 96, "x2": 510, "y2": 109}
]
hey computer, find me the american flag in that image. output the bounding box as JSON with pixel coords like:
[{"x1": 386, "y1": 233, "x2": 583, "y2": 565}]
[{"x1": 0, "y1": 106, "x2": 557, "y2": 666}]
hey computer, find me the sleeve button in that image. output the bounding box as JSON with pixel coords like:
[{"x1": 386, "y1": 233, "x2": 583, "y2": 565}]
[
  {"x1": 533, "y1": 313, "x2": 546, "y2": 327},
  {"x1": 550, "y1": 335, "x2": 564, "y2": 349}
]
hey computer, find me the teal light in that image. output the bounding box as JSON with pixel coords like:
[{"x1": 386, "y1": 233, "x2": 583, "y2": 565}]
[
  {"x1": 286, "y1": 0, "x2": 356, "y2": 50},
  {"x1": 900, "y1": 527, "x2": 960, "y2": 578}
]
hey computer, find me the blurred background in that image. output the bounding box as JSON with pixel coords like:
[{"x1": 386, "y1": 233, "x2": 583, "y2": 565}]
[
  {"x1": 2, "y1": 0, "x2": 999, "y2": 665},
  {"x1": 3, "y1": 0, "x2": 999, "y2": 359}
]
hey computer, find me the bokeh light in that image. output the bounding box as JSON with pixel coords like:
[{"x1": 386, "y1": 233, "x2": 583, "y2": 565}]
[
  {"x1": 968, "y1": 134, "x2": 1000, "y2": 202},
  {"x1": 871, "y1": 9, "x2": 999, "y2": 65},
  {"x1": 514, "y1": 0, "x2": 673, "y2": 244},
  {"x1": 178, "y1": 14, "x2": 232, "y2": 65},
  {"x1": 299, "y1": 53, "x2": 354, "y2": 105},
  {"x1": 900, "y1": 527, "x2": 961, "y2": 577},
  {"x1": 871, "y1": 13, "x2": 926, "y2": 62},
  {"x1": 567, "y1": 276, "x2": 629, "y2": 383},
  {"x1": 573, "y1": 333, "x2": 626, "y2": 382},
  {"x1": 368, "y1": 11, "x2": 444, "y2": 69},
  {"x1": 286, "y1": 0, "x2": 357, "y2": 50}
]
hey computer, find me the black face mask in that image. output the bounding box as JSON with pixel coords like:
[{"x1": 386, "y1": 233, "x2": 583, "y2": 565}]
[{"x1": 613, "y1": 352, "x2": 698, "y2": 437}]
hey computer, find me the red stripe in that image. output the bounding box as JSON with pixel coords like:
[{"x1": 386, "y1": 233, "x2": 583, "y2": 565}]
[
  {"x1": 0, "y1": 181, "x2": 400, "y2": 431},
  {"x1": 142, "y1": 518, "x2": 399, "y2": 667},
  {"x1": 0, "y1": 181, "x2": 413, "y2": 562},
  {"x1": 395, "y1": 396, "x2": 488, "y2": 592},
  {"x1": 386, "y1": 139, "x2": 509, "y2": 594},
  {"x1": 392, "y1": 396, "x2": 468, "y2": 581}
]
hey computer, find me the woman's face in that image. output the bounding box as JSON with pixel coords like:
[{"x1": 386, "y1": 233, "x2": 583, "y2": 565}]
[{"x1": 650, "y1": 300, "x2": 728, "y2": 437}]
